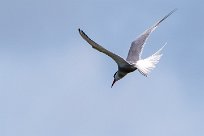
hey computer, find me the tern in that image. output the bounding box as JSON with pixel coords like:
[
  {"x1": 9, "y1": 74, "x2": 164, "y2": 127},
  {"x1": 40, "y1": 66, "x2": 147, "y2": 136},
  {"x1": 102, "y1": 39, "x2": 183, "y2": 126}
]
[{"x1": 79, "y1": 9, "x2": 176, "y2": 87}]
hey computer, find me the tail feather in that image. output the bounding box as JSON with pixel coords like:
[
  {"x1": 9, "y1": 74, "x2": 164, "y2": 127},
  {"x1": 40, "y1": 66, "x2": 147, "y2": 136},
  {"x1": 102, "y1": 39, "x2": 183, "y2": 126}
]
[{"x1": 135, "y1": 43, "x2": 166, "y2": 76}]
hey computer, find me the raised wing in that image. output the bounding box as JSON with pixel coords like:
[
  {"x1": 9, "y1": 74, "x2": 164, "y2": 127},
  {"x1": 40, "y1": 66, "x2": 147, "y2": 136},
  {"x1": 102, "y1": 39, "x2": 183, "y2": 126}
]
[
  {"x1": 78, "y1": 29, "x2": 131, "y2": 68},
  {"x1": 126, "y1": 9, "x2": 177, "y2": 64}
]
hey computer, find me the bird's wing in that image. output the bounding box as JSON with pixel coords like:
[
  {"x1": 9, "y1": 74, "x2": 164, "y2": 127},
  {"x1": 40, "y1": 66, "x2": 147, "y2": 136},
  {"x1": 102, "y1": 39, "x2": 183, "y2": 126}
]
[
  {"x1": 126, "y1": 9, "x2": 177, "y2": 64},
  {"x1": 79, "y1": 29, "x2": 131, "y2": 68}
]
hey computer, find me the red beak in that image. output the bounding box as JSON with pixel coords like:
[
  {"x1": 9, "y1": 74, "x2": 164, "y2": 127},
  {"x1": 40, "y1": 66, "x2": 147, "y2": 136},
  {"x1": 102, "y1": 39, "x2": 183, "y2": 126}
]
[{"x1": 111, "y1": 79, "x2": 116, "y2": 88}]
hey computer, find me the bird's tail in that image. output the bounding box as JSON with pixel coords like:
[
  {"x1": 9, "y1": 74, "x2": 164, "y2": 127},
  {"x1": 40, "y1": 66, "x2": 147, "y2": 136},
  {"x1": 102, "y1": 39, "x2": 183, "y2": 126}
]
[{"x1": 135, "y1": 43, "x2": 166, "y2": 77}]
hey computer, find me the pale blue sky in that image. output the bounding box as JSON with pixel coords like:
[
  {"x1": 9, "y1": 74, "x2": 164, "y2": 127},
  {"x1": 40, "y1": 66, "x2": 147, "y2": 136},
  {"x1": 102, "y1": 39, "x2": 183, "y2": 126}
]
[{"x1": 0, "y1": 0, "x2": 204, "y2": 136}]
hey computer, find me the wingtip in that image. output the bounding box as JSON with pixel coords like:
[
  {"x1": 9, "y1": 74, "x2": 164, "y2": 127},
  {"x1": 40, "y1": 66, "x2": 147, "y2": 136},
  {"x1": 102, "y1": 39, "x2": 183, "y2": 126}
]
[
  {"x1": 78, "y1": 28, "x2": 81, "y2": 32},
  {"x1": 169, "y1": 8, "x2": 178, "y2": 16},
  {"x1": 155, "y1": 8, "x2": 177, "y2": 27},
  {"x1": 172, "y1": 8, "x2": 178, "y2": 12},
  {"x1": 78, "y1": 28, "x2": 85, "y2": 35}
]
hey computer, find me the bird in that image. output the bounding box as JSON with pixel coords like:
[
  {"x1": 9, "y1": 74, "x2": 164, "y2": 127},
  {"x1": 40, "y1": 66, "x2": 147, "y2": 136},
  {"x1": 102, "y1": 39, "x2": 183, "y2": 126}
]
[{"x1": 78, "y1": 9, "x2": 177, "y2": 88}]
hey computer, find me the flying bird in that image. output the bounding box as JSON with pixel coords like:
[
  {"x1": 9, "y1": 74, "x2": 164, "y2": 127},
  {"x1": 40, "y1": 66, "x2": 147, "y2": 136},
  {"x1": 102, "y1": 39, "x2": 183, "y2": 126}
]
[{"x1": 79, "y1": 9, "x2": 177, "y2": 88}]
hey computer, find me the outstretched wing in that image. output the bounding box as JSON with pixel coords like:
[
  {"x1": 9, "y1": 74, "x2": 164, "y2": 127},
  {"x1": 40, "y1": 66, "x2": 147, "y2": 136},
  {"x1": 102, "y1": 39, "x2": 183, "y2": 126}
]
[
  {"x1": 78, "y1": 29, "x2": 131, "y2": 68},
  {"x1": 126, "y1": 9, "x2": 177, "y2": 64}
]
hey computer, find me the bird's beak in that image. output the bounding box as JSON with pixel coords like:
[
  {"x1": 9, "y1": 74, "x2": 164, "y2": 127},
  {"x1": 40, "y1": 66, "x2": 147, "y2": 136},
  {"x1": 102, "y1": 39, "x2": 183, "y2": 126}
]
[{"x1": 111, "y1": 79, "x2": 116, "y2": 88}]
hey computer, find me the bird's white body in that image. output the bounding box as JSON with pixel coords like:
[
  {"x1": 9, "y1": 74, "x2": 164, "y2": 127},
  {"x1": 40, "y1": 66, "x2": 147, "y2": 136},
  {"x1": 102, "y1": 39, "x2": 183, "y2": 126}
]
[{"x1": 79, "y1": 9, "x2": 177, "y2": 87}]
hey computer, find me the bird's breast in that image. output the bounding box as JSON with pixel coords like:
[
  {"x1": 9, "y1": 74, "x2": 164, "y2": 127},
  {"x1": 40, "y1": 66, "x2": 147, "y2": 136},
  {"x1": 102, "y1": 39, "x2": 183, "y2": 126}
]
[{"x1": 119, "y1": 66, "x2": 137, "y2": 73}]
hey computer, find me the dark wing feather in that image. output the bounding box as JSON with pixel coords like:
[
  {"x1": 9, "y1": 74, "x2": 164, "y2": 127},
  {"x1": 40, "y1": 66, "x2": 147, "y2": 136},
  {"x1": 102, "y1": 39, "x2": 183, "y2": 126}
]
[
  {"x1": 126, "y1": 9, "x2": 177, "y2": 63},
  {"x1": 78, "y1": 29, "x2": 131, "y2": 68}
]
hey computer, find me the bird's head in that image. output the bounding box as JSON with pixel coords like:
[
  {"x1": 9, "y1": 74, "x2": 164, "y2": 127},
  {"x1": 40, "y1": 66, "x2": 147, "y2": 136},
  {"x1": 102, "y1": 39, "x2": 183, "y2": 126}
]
[{"x1": 111, "y1": 71, "x2": 124, "y2": 88}]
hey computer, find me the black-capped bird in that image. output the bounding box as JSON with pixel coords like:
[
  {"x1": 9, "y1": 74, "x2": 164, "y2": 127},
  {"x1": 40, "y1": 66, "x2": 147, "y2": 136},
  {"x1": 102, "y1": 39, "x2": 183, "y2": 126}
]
[{"x1": 79, "y1": 9, "x2": 177, "y2": 87}]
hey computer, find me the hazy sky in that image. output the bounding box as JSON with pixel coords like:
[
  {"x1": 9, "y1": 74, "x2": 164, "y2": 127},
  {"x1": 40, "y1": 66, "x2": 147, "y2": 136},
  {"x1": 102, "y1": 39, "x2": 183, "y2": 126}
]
[{"x1": 0, "y1": 0, "x2": 204, "y2": 136}]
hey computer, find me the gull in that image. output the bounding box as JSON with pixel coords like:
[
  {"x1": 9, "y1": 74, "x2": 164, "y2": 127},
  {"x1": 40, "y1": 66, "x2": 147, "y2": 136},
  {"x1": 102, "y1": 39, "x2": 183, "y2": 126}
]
[{"x1": 78, "y1": 9, "x2": 176, "y2": 87}]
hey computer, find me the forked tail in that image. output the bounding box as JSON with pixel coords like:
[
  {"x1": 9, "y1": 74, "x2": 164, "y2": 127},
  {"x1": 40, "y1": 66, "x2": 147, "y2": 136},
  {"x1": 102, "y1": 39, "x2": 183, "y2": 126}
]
[{"x1": 135, "y1": 43, "x2": 167, "y2": 76}]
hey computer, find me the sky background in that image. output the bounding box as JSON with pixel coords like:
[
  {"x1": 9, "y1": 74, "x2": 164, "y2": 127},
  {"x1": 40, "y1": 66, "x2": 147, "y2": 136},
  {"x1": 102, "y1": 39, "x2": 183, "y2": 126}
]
[{"x1": 0, "y1": 0, "x2": 204, "y2": 136}]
